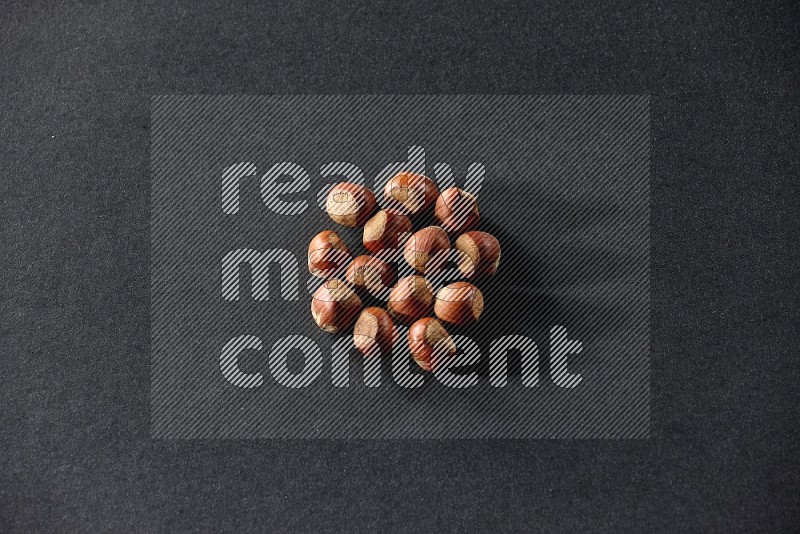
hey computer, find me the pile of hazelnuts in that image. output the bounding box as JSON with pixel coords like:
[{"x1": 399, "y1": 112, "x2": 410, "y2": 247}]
[{"x1": 308, "y1": 172, "x2": 501, "y2": 372}]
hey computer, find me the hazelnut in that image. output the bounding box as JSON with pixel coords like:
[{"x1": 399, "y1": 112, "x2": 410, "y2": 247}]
[
  {"x1": 403, "y1": 226, "x2": 450, "y2": 274},
  {"x1": 454, "y1": 231, "x2": 501, "y2": 278},
  {"x1": 308, "y1": 230, "x2": 352, "y2": 278},
  {"x1": 434, "y1": 187, "x2": 480, "y2": 234},
  {"x1": 325, "y1": 182, "x2": 377, "y2": 227},
  {"x1": 363, "y1": 209, "x2": 413, "y2": 253},
  {"x1": 353, "y1": 307, "x2": 395, "y2": 357},
  {"x1": 383, "y1": 172, "x2": 439, "y2": 215},
  {"x1": 310, "y1": 279, "x2": 362, "y2": 333},
  {"x1": 434, "y1": 281, "x2": 484, "y2": 326},
  {"x1": 407, "y1": 317, "x2": 457, "y2": 371},
  {"x1": 345, "y1": 255, "x2": 397, "y2": 296},
  {"x1": 386, "y1": 275, "x2": 435, "y2": 325}
]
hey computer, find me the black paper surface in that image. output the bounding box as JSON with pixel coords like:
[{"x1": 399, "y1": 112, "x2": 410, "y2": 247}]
[{"x1": 1, "y1": 1, "x2": 797, "y2": 531}]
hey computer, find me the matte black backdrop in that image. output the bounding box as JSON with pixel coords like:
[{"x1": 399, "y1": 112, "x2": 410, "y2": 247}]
[{"x1": 1, "y1": 0, "x2": 797, "y2": 531}]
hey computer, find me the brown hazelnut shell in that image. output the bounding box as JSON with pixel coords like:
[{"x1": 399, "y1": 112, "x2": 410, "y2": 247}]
[
  {"x1": 383, "y1": 172, "x2": 439, "y2": 215},
  {"x1": 434, "y1": 281, "x2": 484, "y2": 326},
  {"x1": 308, "y1": 230, "x2": 352, "y2": 278},
  {"x1": 310, "y1": 279, "x2": 362, "y2": 333},
  {"x1": 353, "y1": 307, "x2": 395, "y2": 357},
  {"x1": 345, "y1": 255, "x2": 397, "y2": 297},
  {"x1": 403, "y1": 226, "x2": 450, "y2": 274},
  {"x1": 434, "y1": 187, "x2": 480, "y2": 234},
  {"x1": 363, "y1": 209, "x2": 413, "y2": 253},
  {"x1": 407, "y1": 317, "x2": 457, "y2": 371},
  {"x1": 454, "y1": 231, "x2": 501, "y2": 278},
  {"x1": 325, "y1": 182, "x2": 377, "y2": 227},
  {"x1": 386, "y1": 275, "x2": 435, "y2": 325}
]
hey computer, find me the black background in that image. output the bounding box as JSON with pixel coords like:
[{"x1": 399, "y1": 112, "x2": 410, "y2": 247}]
[
  {"x1": 1, "y1": 0, "x2": 797, "y2": 531},
  {"x1": 151, "y1": 96, "x2": 650, "y2": 439}
]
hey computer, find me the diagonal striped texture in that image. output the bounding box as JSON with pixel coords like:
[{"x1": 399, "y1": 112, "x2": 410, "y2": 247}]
[{"x1": 151, "y1": 95, "x2": 650, "y2": 439}]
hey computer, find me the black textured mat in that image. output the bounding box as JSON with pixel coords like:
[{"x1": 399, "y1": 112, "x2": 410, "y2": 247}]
[{"x1": 1, "y1": 1, "x2": 797, "y2": 531}]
